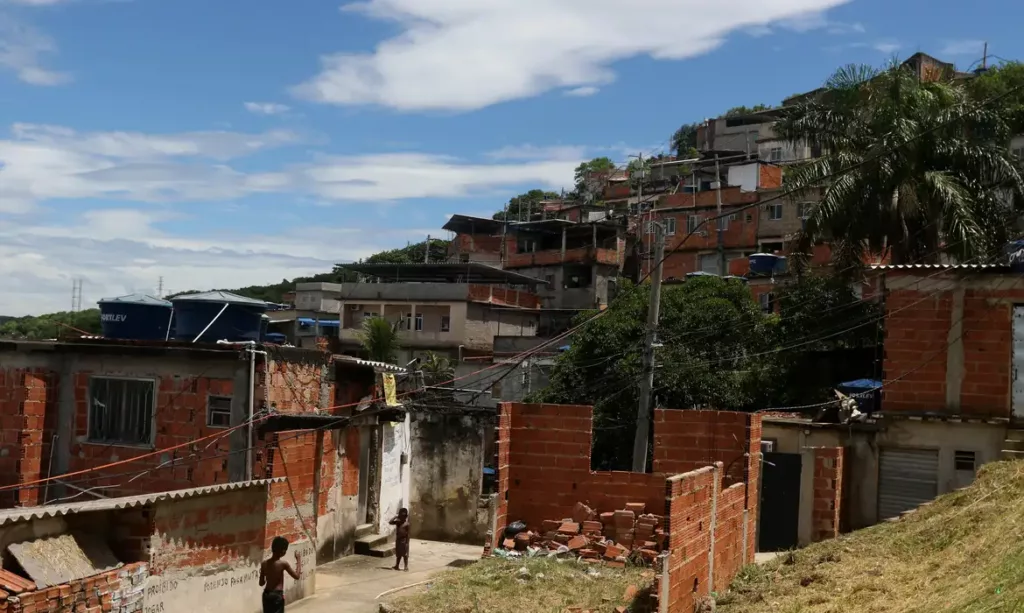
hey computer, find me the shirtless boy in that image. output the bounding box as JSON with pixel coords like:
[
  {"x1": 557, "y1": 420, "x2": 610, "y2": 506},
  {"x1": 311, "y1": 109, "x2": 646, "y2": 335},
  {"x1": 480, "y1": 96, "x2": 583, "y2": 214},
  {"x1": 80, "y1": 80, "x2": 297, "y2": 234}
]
[{"x1": 259, "y1": 537, "x2": 302, "y2": 613}]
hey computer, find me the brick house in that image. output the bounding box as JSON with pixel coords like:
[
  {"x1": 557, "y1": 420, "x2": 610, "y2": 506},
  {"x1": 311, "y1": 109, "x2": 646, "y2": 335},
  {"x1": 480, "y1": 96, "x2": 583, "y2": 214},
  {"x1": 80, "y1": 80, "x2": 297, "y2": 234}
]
[
  {"x1": 762, "y1": 263, "x2": 1016, "y2": 539},
  {"x1": 0, "y1": 338, "x2": 413, "y2": 565}
]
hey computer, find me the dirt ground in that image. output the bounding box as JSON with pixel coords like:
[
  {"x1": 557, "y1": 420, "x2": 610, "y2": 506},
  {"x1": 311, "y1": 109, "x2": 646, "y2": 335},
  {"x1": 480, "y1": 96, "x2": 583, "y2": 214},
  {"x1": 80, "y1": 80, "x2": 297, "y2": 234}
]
[{"x1": 288, "y1": 539, "x2": 482, "y2": 613}]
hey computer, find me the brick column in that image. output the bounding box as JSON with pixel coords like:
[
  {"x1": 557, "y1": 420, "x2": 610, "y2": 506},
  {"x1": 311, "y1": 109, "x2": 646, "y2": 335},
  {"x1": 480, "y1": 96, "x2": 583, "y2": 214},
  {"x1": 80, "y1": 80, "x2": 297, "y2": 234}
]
[{"x1": 811, "y1": 447, "x2": 843, "y2": 542}]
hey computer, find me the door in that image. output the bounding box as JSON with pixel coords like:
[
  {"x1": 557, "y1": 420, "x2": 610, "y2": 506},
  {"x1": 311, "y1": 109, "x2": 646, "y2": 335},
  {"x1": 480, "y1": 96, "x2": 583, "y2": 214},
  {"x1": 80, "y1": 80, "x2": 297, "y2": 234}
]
[
  {"x1": 877, "y1": 447, "x2": 938, "y2": 520},
  {"x1": 358, "y1": 426, "x2": 371, "y2": 524},
  {"x1": 1013, "y1": 307, "x2": 1024, "y2": 418},
  {"x1": 758, "y1": 452, "x2": 802, "y2": 552}
]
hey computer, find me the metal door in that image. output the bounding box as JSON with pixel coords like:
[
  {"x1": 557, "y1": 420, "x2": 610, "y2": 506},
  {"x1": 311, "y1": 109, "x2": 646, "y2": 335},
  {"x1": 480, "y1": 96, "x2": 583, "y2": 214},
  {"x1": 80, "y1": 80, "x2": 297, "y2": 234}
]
[
  {"x1": 877, "y1": 447, "x2": 938, "y2": 520},
  {"x1": 758, "y1": 452, "x2": 802, "y2": 552},
  {"x1": 1013, "y1": 307, "x2": 1024, "y2": 417}
]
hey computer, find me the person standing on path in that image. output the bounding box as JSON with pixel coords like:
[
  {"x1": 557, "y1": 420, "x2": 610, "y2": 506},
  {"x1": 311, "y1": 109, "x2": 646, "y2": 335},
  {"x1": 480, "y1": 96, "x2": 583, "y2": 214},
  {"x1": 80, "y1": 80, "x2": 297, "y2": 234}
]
[
  {"x1": 259, "y1": 537, "x2": 302, "y2": 613},
  {"x1": 390, "y1": 508, "x2": 411, "y2": 571}
]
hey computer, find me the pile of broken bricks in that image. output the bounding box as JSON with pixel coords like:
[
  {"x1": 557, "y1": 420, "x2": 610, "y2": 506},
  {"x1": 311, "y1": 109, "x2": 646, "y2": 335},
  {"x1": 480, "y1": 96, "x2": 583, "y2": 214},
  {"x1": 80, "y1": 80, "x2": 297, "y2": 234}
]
[{"x1": 500, "y1": 502, "x2": 666, "y2": 567}]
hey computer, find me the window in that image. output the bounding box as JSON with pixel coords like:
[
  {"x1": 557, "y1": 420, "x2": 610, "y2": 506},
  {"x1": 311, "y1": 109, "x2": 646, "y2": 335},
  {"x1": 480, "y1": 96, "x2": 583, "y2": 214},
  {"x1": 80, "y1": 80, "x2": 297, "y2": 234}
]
[
  {"x1": 954, "y1": 450, "x2": 976, "y2": 472},
  {"x1": 414, "y1": 314, "x2": 423, "y2": 332},
  {"x1": 665, "y1": 217, "x2": 677, "y2": 236},
  {"x1": 719, "y1": 214, "x2": 729, "y2": 232},
  {"x1": 745, "y1": 213, "x2": 753, "y2": 223},
  {"x1": 769, "y1": 147, "x2": 783, "y2": 162},
  {"x1": 1013, "y1": 147, "x2": 1024, "y2": 162},
  {"x1": 404, "y1": 313, "x2": 412, "y2": 330},
  {"x1": 760, "y1": 440, "x2": 776, "y2": 453},
  {"x1": 767, "y1": 203, "x2": 783, "y2": 220},
  {"x1": 207, "y1": 395, "x2": 232, "y2": 428},
  {"x1": 761, "y1": 241, "x2": 784, "y2": 253},
  {"x1": 88, "y1": 377, "x2": 155, "y2": 446},
  {"x1": 687, "y1": 215, "x2": 700, "y2": 234},
  {"x1": 440, "y1": 316, "x2": 451, "y2": 332},
  {"x1": 759, "y1": 292, "x2": 776, "y2": 313},
  {"x1": 363, "y1": 311, "x2": 378, "y2": 319}
]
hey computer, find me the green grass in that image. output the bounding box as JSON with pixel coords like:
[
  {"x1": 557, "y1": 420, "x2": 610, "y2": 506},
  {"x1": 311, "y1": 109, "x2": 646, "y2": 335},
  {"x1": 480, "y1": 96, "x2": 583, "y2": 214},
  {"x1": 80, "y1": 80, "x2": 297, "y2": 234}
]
[
  {"x1": 387, "y1": 557, "x2": 656, "y2": 613},
  {"x1": 718, "y1": 460, "x2": 1024, "y2": 613}
]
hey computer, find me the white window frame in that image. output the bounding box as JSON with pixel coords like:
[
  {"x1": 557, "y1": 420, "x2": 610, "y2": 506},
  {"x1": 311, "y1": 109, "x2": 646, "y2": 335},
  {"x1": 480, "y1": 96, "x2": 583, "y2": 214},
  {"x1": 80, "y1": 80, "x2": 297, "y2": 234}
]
[
  {"x1": 404, "y1": 313, "x2": 413, "y2": 331},
  {"x1": 769, "y1": 147, "x2": 783, "y2": 162},
  {"x1": 414, "y1": 314, "x2": 424, "y2": 332},
  {"x1": 687, "y1": 215, "x2": 700, "y2": 234},
  {"x1": 719, "y1": 214, "x2": 729, "y2": 232},
  {"x1": 665, "y1": 217, "x2": 677, "y2": 236},
  {"x1": 207, "y1": 394, "x2": 232, "y2": 429},
  {"x1": 767, "y1": 203, "x2": 783, "y2": 221},
  {"x1": 87, "y1": 376, "x2": 157, "y2": 447}
]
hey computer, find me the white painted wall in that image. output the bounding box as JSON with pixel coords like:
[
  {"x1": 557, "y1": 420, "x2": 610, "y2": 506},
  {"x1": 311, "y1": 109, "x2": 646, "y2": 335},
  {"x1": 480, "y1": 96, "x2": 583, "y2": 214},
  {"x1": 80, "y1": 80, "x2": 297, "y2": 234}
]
[
  {"x1": 376, "y1": 414, "x2": 412, "y2": 534},
  {"x1": 727, "y1": 163, "x2": 759, "y2": 191}
]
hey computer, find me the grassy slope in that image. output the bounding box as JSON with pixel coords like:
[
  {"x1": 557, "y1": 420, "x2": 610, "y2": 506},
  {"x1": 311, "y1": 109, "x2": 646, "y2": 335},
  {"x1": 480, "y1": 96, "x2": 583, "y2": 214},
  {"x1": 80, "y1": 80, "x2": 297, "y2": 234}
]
[
  {"x1": 720, "y1": 460, "x2": 1024, "y2": 613},
  {"x1": 388, "y1": 557, "x2": 655, "y2": 613}
]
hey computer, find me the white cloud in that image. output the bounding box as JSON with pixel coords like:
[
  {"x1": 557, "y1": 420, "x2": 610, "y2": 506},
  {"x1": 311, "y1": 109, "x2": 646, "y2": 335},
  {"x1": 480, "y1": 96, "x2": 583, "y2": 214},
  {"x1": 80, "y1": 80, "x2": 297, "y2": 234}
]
[
  {"x1": 0, "y1": 122, "x2": 592, "y2": 211},
  {"x1": 940, "y1": 39, "x2": 985, "y2": 57},
  {"x1": 244, "y1": 101, "x2": 291, "y2": 115},
  {"x1": 292, "y1": 0, "x2": 851, "y2": 111},
  {"x1": 873, "y1": 41, "x2": 901, "y2": 54},
  {"x1": 0, "y1": 12, "x2": 70, "y2": 85},
  {"x1": 0, "y1": 208, "x2": 436, "y2": 315},
  {"x1": 565, "y1": 86, "x2": 599, "y2": 97}
]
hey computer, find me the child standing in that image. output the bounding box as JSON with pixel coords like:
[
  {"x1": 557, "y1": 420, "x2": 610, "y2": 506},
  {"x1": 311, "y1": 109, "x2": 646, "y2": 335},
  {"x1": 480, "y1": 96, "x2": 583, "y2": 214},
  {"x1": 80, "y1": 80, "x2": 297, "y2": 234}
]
[
  {"x1": 259, "y1": 537, "x2": 302, "y2": 613},
  {"x1": 390, "y1": 508, "x2": 410, "y2": 571}
]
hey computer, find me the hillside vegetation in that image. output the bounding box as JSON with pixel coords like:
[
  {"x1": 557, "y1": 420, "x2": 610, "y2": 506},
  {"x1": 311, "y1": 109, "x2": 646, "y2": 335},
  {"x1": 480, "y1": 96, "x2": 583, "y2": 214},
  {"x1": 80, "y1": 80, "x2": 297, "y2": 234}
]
[{"x1": 720, "y1": 460, "x2": 1024, "y2": 613}]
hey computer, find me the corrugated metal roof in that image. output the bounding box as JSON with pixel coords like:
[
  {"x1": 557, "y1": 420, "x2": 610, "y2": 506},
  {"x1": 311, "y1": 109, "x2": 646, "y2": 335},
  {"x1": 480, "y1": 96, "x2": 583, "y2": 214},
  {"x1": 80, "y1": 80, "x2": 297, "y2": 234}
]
[
  {"x1": 334, "y1": 355, "x2": 407, "y2": 373},
  {"x1": 98, "y1": 293, "x2": 172, "y2": 307},
  {"x1": 170, "y1": 290, "x2": 268, "y2": 306},
  {"x1": 870, "y1": 263, "x2": 1010, "y2": 271},
  {"x1": 0, "y1": 479, "x2": 283, "y2": 526}
]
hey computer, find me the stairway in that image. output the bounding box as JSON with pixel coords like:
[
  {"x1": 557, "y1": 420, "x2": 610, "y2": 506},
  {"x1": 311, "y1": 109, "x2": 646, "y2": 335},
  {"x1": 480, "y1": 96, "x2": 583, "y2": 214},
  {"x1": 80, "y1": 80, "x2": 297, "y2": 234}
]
[
  {"x1": 1001, "y1": 428, "x2": 1024, "y2": 460},
  {"x1": 354, "y1": 523, "x2": 396, "y2": 558}
]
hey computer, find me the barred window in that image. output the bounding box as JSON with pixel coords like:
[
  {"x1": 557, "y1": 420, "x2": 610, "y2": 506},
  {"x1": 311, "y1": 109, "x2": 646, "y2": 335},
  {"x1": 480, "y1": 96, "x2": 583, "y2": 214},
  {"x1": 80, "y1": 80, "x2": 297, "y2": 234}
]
[
  {"x1": 207, "y1": 395, "x2": 232, "y2": 428},
  {"x1": 88, "y1": 378, "x2": 155, "y2": 446}
]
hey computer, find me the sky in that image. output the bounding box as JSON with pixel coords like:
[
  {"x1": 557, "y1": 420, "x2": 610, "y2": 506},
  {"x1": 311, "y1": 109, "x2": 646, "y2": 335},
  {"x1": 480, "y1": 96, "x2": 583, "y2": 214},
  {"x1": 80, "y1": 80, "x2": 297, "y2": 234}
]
[{"x1": 0, "y1": 0, "x2": 1019, "y2": 315}]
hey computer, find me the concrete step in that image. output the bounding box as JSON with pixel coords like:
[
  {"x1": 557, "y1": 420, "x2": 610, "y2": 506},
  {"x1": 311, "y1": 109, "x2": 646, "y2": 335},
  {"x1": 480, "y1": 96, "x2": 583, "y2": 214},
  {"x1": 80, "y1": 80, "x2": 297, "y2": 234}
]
[
  {"x1": 354, "y1": 532, "x2": 393, "y2": 557},
  {"x1": 1001, "y1": 449, "x2": 1024, "y2": 461},
  {"x1": 354, "y1": 523, "x2": 375, "y2": 540}
]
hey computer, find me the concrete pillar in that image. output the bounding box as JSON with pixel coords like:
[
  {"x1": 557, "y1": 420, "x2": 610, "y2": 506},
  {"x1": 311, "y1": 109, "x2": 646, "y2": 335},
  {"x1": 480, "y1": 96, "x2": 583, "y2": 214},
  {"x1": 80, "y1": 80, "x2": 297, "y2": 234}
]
[
  {"x1": 798, "y1": 448, "x2": 815, "y2": 546},
  {"x1": 561, "y1": 227, "x2": 567, "y2": 260},
  {"x1": 946, "y1": 287, "x2": 966, "y2": 412}
]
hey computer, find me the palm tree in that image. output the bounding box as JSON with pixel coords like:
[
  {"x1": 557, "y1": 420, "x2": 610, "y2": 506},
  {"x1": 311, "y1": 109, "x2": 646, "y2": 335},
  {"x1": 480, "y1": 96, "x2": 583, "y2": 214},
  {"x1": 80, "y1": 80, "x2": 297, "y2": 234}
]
[
  {"x1": 358, "y1": 316, "x2": 400, "y2": 363},
  {"x1": 418, "y1": 351, "x2": 457, "y2": 404},
  {"x1": 776, "y1": 60, "x2": 1024, "y2": 271}
]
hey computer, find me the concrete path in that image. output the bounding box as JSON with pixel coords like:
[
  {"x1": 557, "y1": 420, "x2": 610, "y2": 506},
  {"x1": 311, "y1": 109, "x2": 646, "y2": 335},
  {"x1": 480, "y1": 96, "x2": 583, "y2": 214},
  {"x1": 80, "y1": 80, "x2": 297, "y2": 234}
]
[{"x1": 290, "y1": 540, "x2": 482, "y2": 613}]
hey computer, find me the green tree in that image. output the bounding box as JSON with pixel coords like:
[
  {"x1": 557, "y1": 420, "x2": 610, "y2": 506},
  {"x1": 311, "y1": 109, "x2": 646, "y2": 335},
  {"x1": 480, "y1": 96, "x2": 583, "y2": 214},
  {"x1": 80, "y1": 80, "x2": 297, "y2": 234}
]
[
  {"x1": 535, "y1": 277, "x2": 780, "y2": 469},
  {"x1": 0, "y1": 309, "x2": 102, "y2": 340},
  {"x1": 724, "y1": 104, "x2": 770, "y2": 117},
  {"x1": 493, "y1": 189, "x2": 561, "y2": 221},
  {"x1": 776, "y1": 61, "x2": 1024, "y2": 271},
  {"x1": 358, "y1": 316, "x2": 400, "y2": 363},
  {"x1": 967, "y1": 61, "x2": 1024, "y2": 133},
  {"x1": 573, "y1": 157, "x2": 617, "y2": 195},
  {"x1": 671, "y1": 122, "x2": 700, "y2": 156}
]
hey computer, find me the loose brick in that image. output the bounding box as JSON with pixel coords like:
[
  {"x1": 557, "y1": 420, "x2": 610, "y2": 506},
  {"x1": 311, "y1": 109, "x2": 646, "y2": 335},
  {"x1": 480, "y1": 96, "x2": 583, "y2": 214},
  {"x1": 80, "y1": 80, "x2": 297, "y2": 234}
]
[
  {"x1": 567, "y1": 535, "x2": 588, "y2": 551},
  {"x1": 582, "y1": 521, "x2": 603, "y2": 534},
  {"x1": 625, "y1": 502, "x2": 646, "y2": 515},
  {"x1": 558, "y1": 522, "x2": 580, "y2": 535}
]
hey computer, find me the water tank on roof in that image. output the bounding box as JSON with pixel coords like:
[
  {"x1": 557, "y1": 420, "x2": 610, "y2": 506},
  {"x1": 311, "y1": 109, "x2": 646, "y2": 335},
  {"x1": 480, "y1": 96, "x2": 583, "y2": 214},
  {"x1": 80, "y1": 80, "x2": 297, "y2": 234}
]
[
  {"x1": 265, "y1": 332, "x2": 288, "y2": 344},
  {"x1": 685, "y1": 271, "x2": 718, "y2": 279},
  {"x1": 171, "y1": 291, "x2": 268, "y2": 343},
  {"x1": 749, "y1": 253, "x2": 780, "y2": 275},
  {"x1": 260, "y1": 314, "x2": 270, "y2": 342},
  {"x1": 97, "y1": 294, "x2": 173, "y2": 341}
]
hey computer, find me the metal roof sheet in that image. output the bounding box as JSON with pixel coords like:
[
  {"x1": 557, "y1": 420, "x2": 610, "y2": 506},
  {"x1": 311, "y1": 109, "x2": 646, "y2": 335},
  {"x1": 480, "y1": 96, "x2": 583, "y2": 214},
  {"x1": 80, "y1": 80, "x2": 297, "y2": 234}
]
[
  {"x1": 333, "y1": 355, "x2": 407, "y2": 373},
  {"x1": 0, "y1": 479, "x2": 283, "y2": 526},
  {"x1": 870, "y1": 263, "x2": 1010, "y2": 271},
  {"x1": 97, "y1": 293, "x2": 172, "y2": 307},
  {"x1": 170, "y1": 290, "x2": 269, "y2": 306}
]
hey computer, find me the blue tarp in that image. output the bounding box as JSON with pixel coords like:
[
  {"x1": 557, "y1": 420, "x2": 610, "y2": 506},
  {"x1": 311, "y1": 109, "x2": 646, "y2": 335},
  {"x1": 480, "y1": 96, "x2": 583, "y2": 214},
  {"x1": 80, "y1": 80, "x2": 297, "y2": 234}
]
[
  {"x1": 483, "y1": 467, "x2": 496, "y2": 476},
  {"x1": 839, "y1": 379, "x2": 882, "y2": 390}
]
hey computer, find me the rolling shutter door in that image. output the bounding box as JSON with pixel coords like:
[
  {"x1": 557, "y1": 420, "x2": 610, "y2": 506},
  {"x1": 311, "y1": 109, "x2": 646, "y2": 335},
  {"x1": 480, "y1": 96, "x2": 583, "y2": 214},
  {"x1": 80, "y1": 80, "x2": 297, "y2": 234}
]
[{"x1": 878, "y1": 448, "x2": 938, "y2": 520}]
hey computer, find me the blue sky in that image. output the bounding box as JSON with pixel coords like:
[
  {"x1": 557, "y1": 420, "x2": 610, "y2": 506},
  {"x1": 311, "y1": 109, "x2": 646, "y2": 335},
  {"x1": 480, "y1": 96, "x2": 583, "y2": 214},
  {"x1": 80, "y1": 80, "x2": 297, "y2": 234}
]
[{"x1": 0, "y1": 0, "x2": 1018, "y2": 315}]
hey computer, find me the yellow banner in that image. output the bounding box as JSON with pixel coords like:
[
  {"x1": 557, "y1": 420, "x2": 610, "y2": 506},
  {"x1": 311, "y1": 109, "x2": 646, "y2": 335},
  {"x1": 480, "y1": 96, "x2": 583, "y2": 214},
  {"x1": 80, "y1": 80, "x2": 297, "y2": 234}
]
[{"x1": 382, "y1": 373, "x2": 399, "y2": 406}]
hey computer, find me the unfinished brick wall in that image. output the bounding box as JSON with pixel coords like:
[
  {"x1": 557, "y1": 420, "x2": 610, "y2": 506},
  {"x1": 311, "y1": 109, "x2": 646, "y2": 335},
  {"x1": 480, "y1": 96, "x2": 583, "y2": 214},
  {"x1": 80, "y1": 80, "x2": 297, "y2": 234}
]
[
  {"x1": 812, "y1": 447, "x2": 843, "y2": 542},
  {"x1": 882, "y1": 272, "x2": 1017, "y2": 418},
  {"x1": 262, "y1": 432, "x2": 318, "y2": 549},
  {"x1": 0, "y1": 368, "x2": 58, "y2": 508},
  {"x1": 496, "y1": 402, "x2": 761, "y2": 612},
  {"x1": 2, "y1": 563, "x2": 148, "y2": 613}
]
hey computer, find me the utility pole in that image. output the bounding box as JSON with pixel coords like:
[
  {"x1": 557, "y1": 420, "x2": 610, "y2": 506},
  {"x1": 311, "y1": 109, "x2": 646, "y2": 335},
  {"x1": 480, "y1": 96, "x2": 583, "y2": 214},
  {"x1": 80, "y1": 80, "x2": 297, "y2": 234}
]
[
  {"x1": 501, "y1": 201, "x2": 509, "y2": 267},
  {"x1": 715, "y1": 154, "x2": 725, "y2": 275},
  {"x1": 424, "y1": 235, "x2": 431, "y2": 263},
  {"x1": 632, "y1": 221, "x2": 665, "y2": 472},
  {"x1": 983, "y1": 42, "x2": 988, "y2": 70},
  {"x1": 629, "y1": 153, "x2": 645, "y2": 276}
]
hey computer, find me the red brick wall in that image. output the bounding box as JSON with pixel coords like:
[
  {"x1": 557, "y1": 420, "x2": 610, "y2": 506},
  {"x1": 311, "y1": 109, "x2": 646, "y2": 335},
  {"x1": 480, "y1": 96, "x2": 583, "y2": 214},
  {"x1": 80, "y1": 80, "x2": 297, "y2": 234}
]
[
  {"x1": 263, "y1": 432, "x2": 318, "y2": 549},
  {"x1": 714, "y1": 484, "x2": 748, "y2": 587},
  {"x1": 67, "y1": 373, "x2": 236, "y2": 497},
  {"x1": 0, "y1": 368, "x2": 58, "y2": 508},
  {"x1": 811, "y1": 447, "x2": 843, "y2": 542},
  {"x1": 759, "y1": 164, "x2": 782, "y2": 189},
  {"x1": 3, "y1": 563, "x2": 148, "y2": 613},
  {"x1": 341, "y1": 429, "x2": 360, "y2": 497},
  {"x1": 262, "y1": 360, "x2": 324, "y2": 414},
  {"x1": 658, "y1": 187, "x2": 759, "y2": 210},
  {"x1": 663, "y1": 467, "x2": 715, "y2": 613},
  {"x1": 505, "y1": 247, "x2": 619, "y2": 269},
  {"x1": 882, "y1": 274, "x2": 1015, "y2": 418}
]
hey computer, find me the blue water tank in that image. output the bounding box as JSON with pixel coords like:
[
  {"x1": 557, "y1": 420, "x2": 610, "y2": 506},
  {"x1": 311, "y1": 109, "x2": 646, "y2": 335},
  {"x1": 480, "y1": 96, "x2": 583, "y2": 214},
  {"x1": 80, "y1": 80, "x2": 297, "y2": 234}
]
[
  {"x1": 265, "y1": 332, "x2": 288, "y2": 344},
  {"x1": 749, "y1": 253, "x2": 780, "y2": 275},
  {"x1": 171, "y1": 291, "x2": 268, "y2": 343},
  {"x1": 97, "y1": 294, "x2": 173, "y2": 340}
]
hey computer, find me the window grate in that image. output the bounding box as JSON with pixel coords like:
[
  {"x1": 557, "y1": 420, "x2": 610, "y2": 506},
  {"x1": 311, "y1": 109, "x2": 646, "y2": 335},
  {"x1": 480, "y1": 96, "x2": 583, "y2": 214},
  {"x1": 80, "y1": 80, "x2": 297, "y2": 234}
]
[
  {"x1": 954, "y1": 450, "x2": 976, "y2": 472},
  {"x1": 207, "y1": 395, "x2": 232, "y2": 429},
  {"x1": 88, "y1": 377, "x2": 155, "y2": 446}
]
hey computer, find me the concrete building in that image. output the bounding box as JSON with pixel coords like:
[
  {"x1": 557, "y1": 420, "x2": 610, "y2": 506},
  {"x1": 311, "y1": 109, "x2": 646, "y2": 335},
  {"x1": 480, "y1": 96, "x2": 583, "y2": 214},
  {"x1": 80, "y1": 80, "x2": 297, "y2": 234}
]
[
  {"x1": 0, "y1": 338, "x2": 413, "y2": 564},
  {"x1": 760, "y1": 263, "x2": 1021, "y2": 545}
]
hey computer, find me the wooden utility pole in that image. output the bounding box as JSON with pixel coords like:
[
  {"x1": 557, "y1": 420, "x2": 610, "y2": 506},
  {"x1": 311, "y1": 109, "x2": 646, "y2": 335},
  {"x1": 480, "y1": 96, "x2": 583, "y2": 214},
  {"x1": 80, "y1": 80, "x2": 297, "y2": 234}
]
[
  {"x1": 632, "y1": 221, "x2": 665, "y2": 472},
  {"x1": 715, "y1": 154, "x2": 725, "y2": 275},
  {"x1": 425, "y1": 235, "x2": 431, "y2": 263}
]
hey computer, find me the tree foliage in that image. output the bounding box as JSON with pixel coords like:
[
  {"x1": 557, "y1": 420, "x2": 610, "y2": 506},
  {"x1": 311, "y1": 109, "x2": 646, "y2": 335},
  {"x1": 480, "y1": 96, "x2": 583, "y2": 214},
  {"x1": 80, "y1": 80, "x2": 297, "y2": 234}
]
[
  {"x1": 359, "y1": 316, "x2": 400, "y2": 363},
  {"x1": 724, "y1": 104, "x2": 771, "y2": 117},
  {"x1": 776, "y1": 60, "x2": 1024, "y2": 270},
  {"x1": 671, "y1": 123, "x2": 700, "y2": 157},
  {"x1": 573, "y1": 157, "x2": 617, "y2": 194},
  {"x1": 0, "y1": 309, "x2": 102, "y2": 340},
  {"x1": 493, "y1": 189, "x2": 561, "y2": 221}
]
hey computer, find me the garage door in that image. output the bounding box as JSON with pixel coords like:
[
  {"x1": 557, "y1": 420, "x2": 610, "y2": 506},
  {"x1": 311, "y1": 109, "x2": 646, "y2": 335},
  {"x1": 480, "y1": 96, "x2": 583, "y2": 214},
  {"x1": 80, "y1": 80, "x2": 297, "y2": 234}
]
[{"x1": 878, "y1": 448, "x2": 938, "y2": 520}]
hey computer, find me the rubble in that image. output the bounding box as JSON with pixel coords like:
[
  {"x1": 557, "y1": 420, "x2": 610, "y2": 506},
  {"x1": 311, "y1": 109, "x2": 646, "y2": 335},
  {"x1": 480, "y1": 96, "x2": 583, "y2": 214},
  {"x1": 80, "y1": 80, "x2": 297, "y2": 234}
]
[{"x1": 498, "y1": 501, "x2": 667, "y2": 568}]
